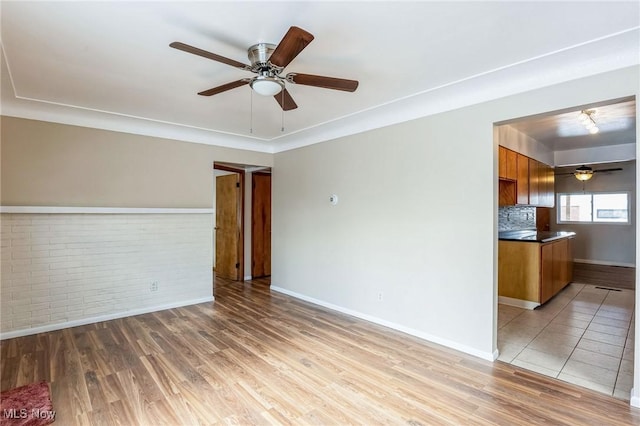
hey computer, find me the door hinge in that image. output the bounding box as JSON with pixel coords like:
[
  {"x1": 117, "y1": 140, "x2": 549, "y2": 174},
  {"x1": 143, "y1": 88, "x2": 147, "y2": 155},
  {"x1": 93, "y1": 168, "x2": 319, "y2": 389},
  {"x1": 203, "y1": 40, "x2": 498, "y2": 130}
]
[
  {"x1": 236, "y1": 182, "x2": 240, "y2": 188},
  {"x1": 235, "y1": 263, "x2": 240, "y2": 269}
]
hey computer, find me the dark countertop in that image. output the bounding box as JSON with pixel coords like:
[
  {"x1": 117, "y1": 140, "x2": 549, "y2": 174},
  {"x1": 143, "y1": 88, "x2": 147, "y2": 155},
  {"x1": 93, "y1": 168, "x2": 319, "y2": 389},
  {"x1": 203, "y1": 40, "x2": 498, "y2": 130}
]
[{"x1": 499, "y1": 229, "x2": 576, "y2": 243}]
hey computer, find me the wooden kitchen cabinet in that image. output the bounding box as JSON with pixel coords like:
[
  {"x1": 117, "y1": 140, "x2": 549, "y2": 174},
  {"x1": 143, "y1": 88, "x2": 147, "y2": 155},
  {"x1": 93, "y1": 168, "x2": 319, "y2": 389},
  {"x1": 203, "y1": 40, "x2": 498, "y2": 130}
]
[
  {"x1": 499, "y1": 146, "x2": 518, "y2": 180},
  {"x1": 499, "y1": 237, "x2": 574, "y2": 307},
  {"x1": 540, "y1": 243, "x2": 554, "y2": 304},
  {"x1": 541, "y1": 238, "x2": 571, "y2": 304},
  {"x1": 528, "y1": 159, "x2": 540, "y2": 205},
  {"x1": 532, "y1": 160, "x2": 554, "y2": 207},
  {"x1": 516, "y1": 154, "x2": 529, "y2": 204},
  {"x1": 499, "y1": 180, "x2": 516, "y2": 206},
  {"x1": 536, "y1": 207, "x2": 551, "y2": 231},
  {"x1": 541, "y1": 163, "x2": 555, "y2": 207},
  {"x1": 499, "y1": 146, "x2": 554, "y2": 207},
  {"x1": 498, "y1": 146, "x2": 517, "y2": 206}
]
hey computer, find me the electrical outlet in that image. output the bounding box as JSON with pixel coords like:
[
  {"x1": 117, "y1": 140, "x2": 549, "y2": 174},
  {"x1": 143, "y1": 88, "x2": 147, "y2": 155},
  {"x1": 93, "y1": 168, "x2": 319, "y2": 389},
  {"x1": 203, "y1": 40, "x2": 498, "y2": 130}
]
[
  {"x1": 150, "y1": 281, "x2": 159, "y2": 292},
  {"x1": 377, "y1": 292, "x2": 383, "y2": 301}
]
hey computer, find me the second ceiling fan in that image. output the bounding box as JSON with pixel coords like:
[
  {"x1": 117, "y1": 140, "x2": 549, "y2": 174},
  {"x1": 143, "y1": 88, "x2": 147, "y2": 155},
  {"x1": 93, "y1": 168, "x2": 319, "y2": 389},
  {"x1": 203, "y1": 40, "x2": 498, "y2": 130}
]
[
  {"x1": 556, "y1": 165, "x2": 623, "y2": 181},
  {"x1": 170, "y1": 26, "x2": 359, "y2": 111}
]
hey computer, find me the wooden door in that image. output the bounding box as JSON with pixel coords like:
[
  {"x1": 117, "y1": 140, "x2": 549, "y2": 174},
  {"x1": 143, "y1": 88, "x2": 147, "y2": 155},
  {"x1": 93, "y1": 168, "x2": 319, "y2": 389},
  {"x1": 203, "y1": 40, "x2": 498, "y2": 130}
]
[
  {"x1": 252, "y1": 173, "x2": 271, "y2": 278},
  {"x1": 216, "y1": 173, "x2": 241, "y2": 280}
]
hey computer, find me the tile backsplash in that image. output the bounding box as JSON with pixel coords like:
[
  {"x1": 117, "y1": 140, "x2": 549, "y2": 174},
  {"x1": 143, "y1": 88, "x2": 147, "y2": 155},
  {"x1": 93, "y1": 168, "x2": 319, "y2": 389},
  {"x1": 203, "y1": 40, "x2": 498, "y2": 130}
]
[{"x1": 498, "y1": 206, "x2": 536, "y2": 231}]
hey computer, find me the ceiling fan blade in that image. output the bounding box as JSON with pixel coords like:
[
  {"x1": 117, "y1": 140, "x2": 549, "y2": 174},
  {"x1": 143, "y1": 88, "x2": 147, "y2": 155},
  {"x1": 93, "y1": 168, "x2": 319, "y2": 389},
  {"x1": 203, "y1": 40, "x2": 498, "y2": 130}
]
[
  {"x1": 170, "y1": 42, "x2": 249, "y2": 70},
  {"x1": 287, "y1": 73, "x2": 359, "y2": 92},
  {"x1": 268, "y1": 26, "x2": 314, "y2": 68},
  {"x1": 273, "y1": 88, "x2": 298, "y2": 111},
  {"x1": 198, "y1": 79, "x2": 248, "y2": 96},
  {"x1": 594, "y1": 168, "x2": 623, "y2": 173}
]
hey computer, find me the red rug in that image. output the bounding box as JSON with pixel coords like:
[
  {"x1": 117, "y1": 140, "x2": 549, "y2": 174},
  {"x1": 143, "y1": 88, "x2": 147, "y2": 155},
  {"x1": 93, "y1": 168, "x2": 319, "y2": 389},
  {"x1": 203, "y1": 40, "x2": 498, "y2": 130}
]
[{"x1": 0, "y1": 381, "x2": 55, "y2": 426}]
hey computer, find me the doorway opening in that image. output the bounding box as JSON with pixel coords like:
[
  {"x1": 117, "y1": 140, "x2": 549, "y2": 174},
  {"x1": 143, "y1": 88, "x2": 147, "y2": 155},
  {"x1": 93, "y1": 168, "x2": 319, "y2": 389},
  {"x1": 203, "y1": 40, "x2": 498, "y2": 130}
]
[
  {"x1": 494, "y1": 96, "x2": 637, "y2": 401},
  {"x1": 213, "y1": 162, "x2": 272, "y2": 292}
]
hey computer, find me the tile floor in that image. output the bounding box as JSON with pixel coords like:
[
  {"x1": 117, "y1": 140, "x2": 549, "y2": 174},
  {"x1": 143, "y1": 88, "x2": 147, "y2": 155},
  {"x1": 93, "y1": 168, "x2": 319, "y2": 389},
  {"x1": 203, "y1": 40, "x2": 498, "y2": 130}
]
[{"x1": 498, "y1": 283, "x2": 635, "y2": 400}]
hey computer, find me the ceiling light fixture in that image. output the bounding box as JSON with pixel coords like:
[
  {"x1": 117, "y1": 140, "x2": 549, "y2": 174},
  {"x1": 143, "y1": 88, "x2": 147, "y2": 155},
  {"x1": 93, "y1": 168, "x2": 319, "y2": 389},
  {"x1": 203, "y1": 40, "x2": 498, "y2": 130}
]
[
  {"x1": 250, "y1": 75, "x2": 284, "y2": 96},
  {"x1": 574, "y1": 165, "x2": 594, "y2": 181},
  {"x1": 578, "y1": 109, "x2": 599, "y2": 134}
]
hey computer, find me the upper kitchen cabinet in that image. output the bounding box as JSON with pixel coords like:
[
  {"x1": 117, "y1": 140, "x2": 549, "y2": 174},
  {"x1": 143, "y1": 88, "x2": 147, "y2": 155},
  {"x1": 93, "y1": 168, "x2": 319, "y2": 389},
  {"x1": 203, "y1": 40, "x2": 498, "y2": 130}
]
[
  {"x1": 520, "y1": 157, "x2": 554, "y2": 208},
  {"x1": 499, "y1": 146, "x2": 518, "y2": 181},
  {"x1": 539, "y1": 163, "x2": 556, "y2": 207},
  {"x1": 498, "y1": 146, "x2": 518, "y2": 206},
  {"x1": 529, "y1": 159, "x2": 555, "y2": 208},
  {"x1": 498, "y1": 146, "x2": 554, "y2": 208},
  {"x1": 516, "y1": 154, "x2": 529, "y2": 204}
]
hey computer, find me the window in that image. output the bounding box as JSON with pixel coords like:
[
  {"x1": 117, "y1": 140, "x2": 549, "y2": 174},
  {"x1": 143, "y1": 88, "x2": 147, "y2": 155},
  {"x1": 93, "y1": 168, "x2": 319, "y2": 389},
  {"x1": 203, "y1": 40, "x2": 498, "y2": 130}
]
[{"x1": 557, "y1": 192, "x2": 630, "y2": 224}]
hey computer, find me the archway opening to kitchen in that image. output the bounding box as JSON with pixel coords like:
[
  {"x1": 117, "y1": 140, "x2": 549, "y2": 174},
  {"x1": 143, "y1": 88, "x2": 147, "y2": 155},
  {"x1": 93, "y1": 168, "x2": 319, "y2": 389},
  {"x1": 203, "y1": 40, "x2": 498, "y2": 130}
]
[{"x1": 495, "y1": 96, "x2": 636, "y2": 401}]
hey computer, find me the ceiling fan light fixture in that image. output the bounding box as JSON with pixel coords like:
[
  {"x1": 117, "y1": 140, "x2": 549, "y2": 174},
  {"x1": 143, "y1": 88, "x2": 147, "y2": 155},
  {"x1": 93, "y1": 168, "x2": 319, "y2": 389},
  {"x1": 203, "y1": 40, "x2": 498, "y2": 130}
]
[
  {"x1": 574, "y1": 165, "x2": 594, "y2": 181},
  {"x1": 589, "y1": 126, "x2": 599, "y2": 134},
  {"x1": 250, "y1": 76, "x2": 284, "y2": 96}
]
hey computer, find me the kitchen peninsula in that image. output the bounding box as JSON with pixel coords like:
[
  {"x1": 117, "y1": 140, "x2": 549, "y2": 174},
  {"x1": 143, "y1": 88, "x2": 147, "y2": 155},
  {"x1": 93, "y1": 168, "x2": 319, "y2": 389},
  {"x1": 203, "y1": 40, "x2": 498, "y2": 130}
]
[{"x1": 498, "y1": 230, "x2": 575, "y2": 309}]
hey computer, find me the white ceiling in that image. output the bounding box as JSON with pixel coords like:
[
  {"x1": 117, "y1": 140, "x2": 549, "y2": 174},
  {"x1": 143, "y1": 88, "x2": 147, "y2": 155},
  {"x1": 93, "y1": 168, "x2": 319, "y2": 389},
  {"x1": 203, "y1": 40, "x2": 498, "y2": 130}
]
[
  {"x1": 1, "y1": 1, "x2": 639, "y2": 153},
  {"x1": 507, "y1": 98, "x2": 637, "y2": 152}
]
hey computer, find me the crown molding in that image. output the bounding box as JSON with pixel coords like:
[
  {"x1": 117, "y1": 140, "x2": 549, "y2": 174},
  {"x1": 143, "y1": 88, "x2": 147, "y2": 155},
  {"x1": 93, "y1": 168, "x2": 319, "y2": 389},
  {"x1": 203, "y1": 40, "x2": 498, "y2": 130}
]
[{"x1": 2, "y1": 28, "x2": 638, "y2": 154}]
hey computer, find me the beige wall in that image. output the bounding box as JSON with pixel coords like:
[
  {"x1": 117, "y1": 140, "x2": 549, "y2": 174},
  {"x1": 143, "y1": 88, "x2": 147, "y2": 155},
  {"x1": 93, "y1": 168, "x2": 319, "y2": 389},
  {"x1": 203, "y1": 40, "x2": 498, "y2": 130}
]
[
  {"x1": 551, "y1": 160, "x2": 636, "y2": 266},
  {"x1": 1, "y1": 117, "x2": 272, "y2": 208},
  {"x1": 272, "y1": 65, "x2": 639, "y2": 362}
]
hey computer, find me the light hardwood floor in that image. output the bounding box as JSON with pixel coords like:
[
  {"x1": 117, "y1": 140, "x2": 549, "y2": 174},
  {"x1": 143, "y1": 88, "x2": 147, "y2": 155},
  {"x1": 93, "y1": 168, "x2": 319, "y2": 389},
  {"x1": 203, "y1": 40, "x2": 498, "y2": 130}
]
[{"x1": 2, "y1": 277, "x2": 640, "y2": 425}]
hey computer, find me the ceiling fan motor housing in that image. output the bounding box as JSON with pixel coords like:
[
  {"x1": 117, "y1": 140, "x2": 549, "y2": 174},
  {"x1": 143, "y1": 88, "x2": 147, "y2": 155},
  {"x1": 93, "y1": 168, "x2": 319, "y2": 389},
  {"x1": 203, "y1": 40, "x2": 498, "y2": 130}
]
[
  {"x1": 248, "y1": 43, "x2": 278, "y2": 73},
  {"x1": 248, "y1": 43, "x2": 285, "y2": 96}
]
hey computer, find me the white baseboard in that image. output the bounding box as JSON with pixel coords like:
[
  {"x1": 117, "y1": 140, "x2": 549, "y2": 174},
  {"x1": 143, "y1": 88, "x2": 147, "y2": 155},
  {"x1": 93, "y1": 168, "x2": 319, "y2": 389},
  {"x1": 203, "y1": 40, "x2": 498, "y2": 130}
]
[
  {"x1": 574, "y1": 259, "x2": 636, "y2": 268},
  {"x1": 244, "y1": 275, "x2": 253, "y2": 281},
  {"x1": 271, "y1": 285, "x2": 496, "y2": 362},
  {"x1": 498, "y1": 296, "x2": 540, "y2": 310},
  {"x1": 0, "y1": 296, "x2": 214, "y2": 340},
  {"x1": 491, "y1": 348, "x2": 500, "y2": 361},
  {"x1": 631, "y1": 387, "x2": 640, "y2": 408}
]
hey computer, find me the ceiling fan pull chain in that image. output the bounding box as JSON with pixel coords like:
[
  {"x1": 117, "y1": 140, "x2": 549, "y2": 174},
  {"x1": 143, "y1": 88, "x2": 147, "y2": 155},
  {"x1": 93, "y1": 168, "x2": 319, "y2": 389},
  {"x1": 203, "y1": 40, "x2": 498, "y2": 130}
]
[
  {"x1": 250, "y1": 87, "x2": 254, "y2": 134},
  {"x1": 281, "y1": 90, "x2": 285, "y2": 132}
]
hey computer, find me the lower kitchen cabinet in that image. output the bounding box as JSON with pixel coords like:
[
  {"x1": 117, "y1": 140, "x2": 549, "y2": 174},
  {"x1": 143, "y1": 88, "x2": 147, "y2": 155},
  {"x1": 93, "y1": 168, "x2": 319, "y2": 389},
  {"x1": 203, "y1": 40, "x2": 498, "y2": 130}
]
[{"x1": 499, "y1": 237, "x2": 574, "y2": 308}]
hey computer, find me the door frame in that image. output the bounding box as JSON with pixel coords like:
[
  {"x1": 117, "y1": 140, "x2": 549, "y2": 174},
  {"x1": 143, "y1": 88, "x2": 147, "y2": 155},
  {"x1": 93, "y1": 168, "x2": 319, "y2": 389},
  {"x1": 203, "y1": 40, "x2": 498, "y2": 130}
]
[{"x1": 214, "y1": 162, "x2": 245, "y2": 281}]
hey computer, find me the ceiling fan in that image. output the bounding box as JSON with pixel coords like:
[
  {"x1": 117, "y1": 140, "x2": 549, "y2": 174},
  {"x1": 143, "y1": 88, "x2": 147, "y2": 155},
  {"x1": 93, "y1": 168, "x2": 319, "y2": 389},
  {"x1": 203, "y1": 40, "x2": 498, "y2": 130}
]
[
  {"x1": 556, "y1": 165, "x2": 623, "y2": 181},
  {"x1": 170, "y1": 26, "x2": 359, "y2": 111}
]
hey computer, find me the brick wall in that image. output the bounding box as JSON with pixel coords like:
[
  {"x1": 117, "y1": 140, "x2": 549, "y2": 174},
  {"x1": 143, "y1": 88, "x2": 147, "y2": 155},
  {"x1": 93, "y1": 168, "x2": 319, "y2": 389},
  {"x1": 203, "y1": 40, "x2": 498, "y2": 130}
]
[{"x1": 0, "y1": 213, "x2": 213, "y2": 337}]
